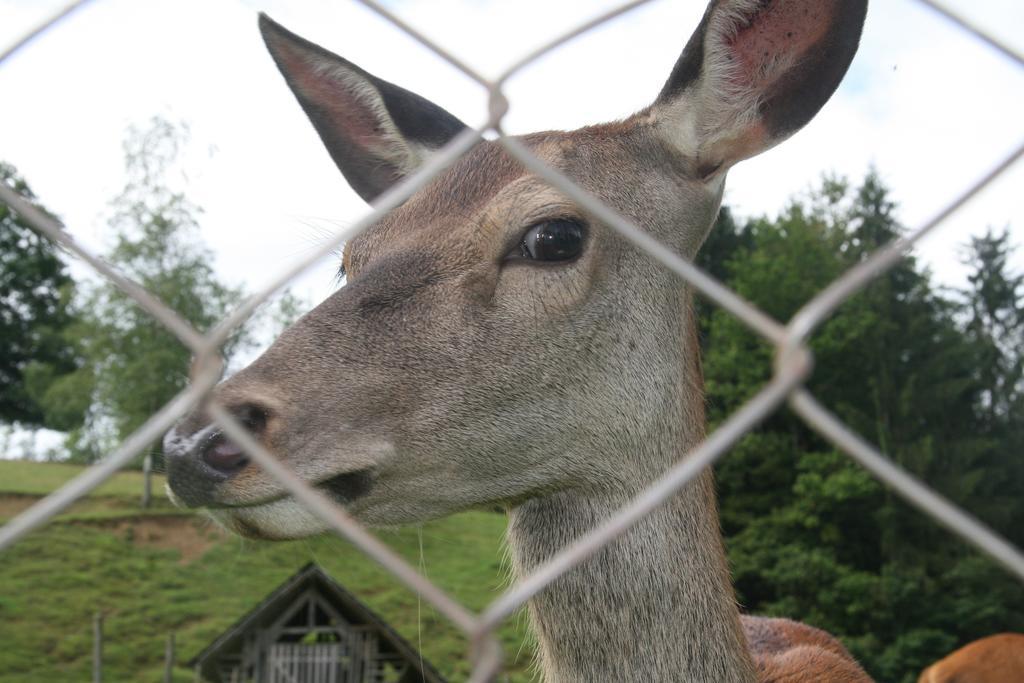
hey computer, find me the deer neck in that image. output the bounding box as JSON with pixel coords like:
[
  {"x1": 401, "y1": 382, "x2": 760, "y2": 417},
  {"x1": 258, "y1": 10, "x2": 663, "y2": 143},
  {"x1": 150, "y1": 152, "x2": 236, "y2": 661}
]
[
  {"x1": 505, "y1": 297, "x2": 756, "y2": 683},
  {"x1": 507, "y1": 476, "x2": 755, "y2": 682}
]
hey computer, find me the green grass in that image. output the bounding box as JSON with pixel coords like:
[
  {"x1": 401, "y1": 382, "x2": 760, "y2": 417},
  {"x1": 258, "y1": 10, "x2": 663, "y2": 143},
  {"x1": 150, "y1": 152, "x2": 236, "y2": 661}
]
[
  {"x1": 0, "y1": 459, "x2": 168, "y2": 498},
  {"x1": 0, "y1": 462, "x2": 535, "y2": 682}
]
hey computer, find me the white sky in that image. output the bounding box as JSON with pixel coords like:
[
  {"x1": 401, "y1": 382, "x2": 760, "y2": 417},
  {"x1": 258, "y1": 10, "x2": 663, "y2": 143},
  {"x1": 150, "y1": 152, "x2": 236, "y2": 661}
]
[{"x1": 1, "y1": 0, "x2": 1023, "y2": 310}]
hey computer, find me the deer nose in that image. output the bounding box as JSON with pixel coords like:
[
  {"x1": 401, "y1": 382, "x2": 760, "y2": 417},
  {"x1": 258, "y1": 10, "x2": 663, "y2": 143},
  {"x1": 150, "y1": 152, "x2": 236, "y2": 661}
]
[{"x1": 163, "y1": 402, "x2": 271, "y2": 506}]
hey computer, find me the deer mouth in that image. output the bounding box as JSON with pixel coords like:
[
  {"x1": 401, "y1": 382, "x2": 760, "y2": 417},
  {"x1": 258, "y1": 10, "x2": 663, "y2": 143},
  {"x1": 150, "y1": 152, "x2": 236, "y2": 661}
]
[
  {"x1": 200, "y1": 466, "x2": 376, "y2": 511},
  {"x1": 320, "y1": 468, "x2": 375, "y2": 502},
  {"x1": 179, "y1": 467, "x2": 376, "y2": 540}
]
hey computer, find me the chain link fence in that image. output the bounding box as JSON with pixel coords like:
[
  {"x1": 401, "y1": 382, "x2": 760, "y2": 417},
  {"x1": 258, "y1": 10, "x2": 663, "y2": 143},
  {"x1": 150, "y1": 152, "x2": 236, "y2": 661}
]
[{"x1": 2, "y1": 0, "x2": 1023, "y2": 680}]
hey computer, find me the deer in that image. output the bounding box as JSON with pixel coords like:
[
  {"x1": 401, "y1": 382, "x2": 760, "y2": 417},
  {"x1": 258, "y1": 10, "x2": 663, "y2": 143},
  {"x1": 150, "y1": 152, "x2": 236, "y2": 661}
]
[
  {"x1": 164, "y1": 1, "x2": 873, "y2": 680},
  {"x1": 918, "y1": 634, "x2": 1024, "y2": 683}
]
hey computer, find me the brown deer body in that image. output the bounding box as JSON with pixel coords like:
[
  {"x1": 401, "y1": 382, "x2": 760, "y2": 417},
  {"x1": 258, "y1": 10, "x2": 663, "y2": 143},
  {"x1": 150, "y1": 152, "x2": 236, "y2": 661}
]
[
  {"x1": 918, "y1": 634, "x2": 1024, "y2": 683},
  {"x1": 165, "y1": 2, "x2": 872, "y2": 680}
]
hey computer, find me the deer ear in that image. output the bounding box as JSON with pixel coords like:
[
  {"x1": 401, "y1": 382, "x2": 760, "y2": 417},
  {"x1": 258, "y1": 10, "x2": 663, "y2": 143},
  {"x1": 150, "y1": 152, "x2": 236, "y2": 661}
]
[
  {"x1": 259, "y1": 14, "x2": 468, "y2": 203},
  {"x1": 652, "y1": 0, "x2": 867, "y2": 179}
]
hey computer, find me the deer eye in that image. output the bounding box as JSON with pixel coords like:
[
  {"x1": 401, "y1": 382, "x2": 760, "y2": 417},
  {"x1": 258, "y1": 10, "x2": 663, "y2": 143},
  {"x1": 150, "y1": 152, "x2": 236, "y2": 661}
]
[{"x1": 511, "y1": 219, "x2": 586, "y2": 263}]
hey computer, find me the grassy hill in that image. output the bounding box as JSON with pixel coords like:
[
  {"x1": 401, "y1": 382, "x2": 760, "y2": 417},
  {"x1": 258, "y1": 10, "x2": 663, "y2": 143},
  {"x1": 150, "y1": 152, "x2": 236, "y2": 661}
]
[{"x1": 0, "y1": 460, "x2": 534, "y2": 682}]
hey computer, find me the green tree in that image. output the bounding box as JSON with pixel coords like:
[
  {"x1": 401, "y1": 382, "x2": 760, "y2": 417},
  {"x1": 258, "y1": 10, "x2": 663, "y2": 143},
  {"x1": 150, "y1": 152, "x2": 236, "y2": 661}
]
[
  {"x1": 0, "y1": 163, "x2": 81, "y2": 428},
  {"x1": 702, "y1": 172, "x2": 1024, "y2": 682},
  {"x1": 42, "y1": 119, "x2": 250, "y2": 462},
  {"x1": 958, "y1": 228, "x2": 1024, "y2": 546},
  {"x1": 961, "y1": 228, "x2": 1023, "y2": 424}
]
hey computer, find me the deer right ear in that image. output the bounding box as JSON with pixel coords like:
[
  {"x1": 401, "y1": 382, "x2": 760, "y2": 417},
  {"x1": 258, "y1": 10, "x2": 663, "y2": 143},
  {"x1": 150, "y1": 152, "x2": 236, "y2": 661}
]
[
  {"x1": 651, "y1": 0, "x2": 868, "y2": 180},
  {"x1": 259, "y1": 14, "x2": 468, "y2": 203}
]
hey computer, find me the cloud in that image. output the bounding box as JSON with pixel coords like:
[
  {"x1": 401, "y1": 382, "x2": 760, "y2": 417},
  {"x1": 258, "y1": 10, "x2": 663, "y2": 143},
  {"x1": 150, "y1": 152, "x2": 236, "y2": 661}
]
[{"x1": 0, "y1": 0, "x2": 1021, "y2": 310}]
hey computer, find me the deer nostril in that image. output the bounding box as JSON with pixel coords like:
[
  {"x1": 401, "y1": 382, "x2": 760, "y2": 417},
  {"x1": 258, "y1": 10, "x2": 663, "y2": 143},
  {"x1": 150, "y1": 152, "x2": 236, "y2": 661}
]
[
  {"x1": 203, "y1": 439, "x2": 250, "y2": 474},
  {"x1": 198, "y1": 403, "x2": 270, "y2": 476}
]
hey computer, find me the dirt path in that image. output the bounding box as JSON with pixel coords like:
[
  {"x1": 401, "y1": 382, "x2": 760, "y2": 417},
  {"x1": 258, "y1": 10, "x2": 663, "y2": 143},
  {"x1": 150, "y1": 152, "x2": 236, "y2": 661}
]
[
  {"x1": 1, "y1": 494, "x2": 226, "y2": 563},
  {"x1": 0, "y1": 494, "x2": 36, "y2": 519},
  {"x1": 105, "y1": 515, "x2": 227, "y2": 563}
]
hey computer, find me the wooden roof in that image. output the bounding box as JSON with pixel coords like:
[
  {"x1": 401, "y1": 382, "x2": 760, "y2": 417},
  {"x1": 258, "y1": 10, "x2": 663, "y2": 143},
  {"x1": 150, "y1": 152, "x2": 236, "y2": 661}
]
[{"x1": 189, "y1": 562, "x2": 448, "y2": 683}]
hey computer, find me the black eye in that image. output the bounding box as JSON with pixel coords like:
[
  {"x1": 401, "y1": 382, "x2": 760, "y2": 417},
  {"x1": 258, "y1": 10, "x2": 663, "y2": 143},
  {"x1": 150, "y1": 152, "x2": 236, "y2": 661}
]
[{"x1": 513, "y1": 219, "x2": 586, "y2": 263}]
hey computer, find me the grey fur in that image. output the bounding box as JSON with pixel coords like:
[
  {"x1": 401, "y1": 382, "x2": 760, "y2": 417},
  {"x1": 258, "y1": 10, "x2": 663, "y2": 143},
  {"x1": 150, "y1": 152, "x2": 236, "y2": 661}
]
[{"x1": 165, "y1": 2, "x2": 869, "y2": 681}]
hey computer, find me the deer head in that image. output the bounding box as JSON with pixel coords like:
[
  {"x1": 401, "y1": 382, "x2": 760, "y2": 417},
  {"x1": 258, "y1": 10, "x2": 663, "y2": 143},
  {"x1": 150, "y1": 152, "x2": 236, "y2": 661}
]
[{"x1": 165, "y1": 0, "x2": 866, "y2": 541}]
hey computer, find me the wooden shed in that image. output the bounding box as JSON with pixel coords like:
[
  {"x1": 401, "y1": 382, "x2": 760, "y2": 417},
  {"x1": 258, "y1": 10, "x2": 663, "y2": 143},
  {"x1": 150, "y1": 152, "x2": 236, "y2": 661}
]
[{"x1": 189, "y1": 563, "x2": 448, "y2": 683}]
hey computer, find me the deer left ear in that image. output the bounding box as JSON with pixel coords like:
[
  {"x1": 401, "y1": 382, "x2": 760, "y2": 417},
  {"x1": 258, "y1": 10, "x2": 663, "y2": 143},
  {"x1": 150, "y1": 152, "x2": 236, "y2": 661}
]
[
  {"x1": 652, "y1": 0, "x2": 868, "y2": 179},
  {"x1": 258, "y1": 13, "x2": 468, "y2": 203}
]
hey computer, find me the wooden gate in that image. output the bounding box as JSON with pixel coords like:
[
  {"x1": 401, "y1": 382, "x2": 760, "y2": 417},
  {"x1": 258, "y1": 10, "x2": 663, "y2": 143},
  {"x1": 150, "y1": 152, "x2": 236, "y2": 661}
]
[
  {"x1": 268, "y1": 643, "x2": 341, "y2": 683},
  {"x1": 267, "y1": 632, "x2": 378, "y2": 683}
]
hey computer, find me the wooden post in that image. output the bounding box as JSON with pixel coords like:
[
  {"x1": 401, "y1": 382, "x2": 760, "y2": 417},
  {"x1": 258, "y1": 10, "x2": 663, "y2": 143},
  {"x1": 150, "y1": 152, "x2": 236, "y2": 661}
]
[
  {"x1": 163, "y1": 632, "x2": 176, "y2": 683},
  {"x1": 142, "y1": 452, "x2": 153, "y2": 508},
  {"x1": 92, "y1": 611, "x2": 103, "y2": 683}
]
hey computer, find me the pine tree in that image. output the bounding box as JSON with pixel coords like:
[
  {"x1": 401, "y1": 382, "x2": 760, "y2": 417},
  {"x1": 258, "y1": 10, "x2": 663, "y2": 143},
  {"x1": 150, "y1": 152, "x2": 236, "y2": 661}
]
[
  {"x1": 959, "y1": 228, "x2": 1024, "y2": 544},
  {"x1": 703, "y1": 174, "x2": 1024, "y2": 682},
  {"x1": 961, "y1": 228, "x2": 1023, "y2": 423}
]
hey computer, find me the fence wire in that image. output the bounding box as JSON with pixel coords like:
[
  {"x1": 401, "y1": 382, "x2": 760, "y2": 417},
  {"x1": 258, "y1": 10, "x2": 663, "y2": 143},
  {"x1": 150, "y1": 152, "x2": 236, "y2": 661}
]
[{"x1": 2, "y1": 1, "x2": 1023, "y2": 681}]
